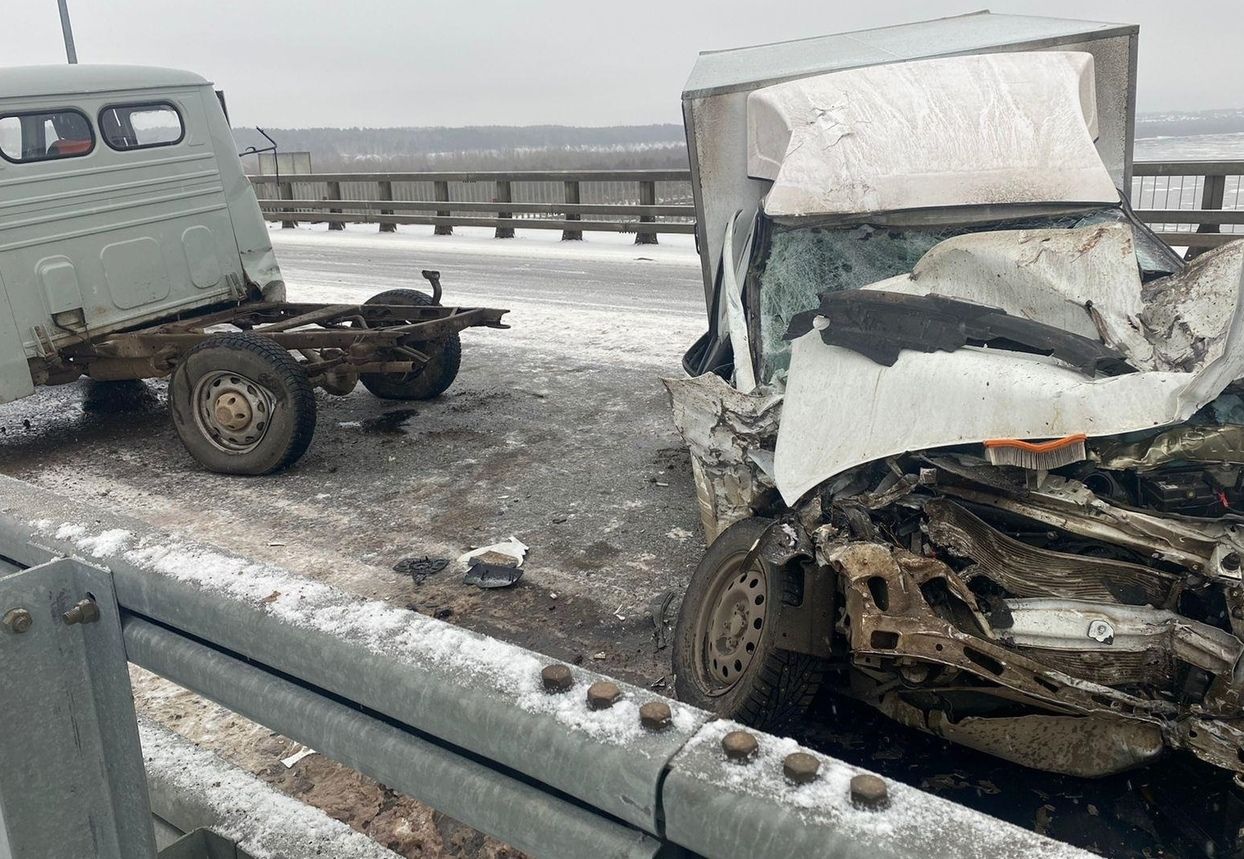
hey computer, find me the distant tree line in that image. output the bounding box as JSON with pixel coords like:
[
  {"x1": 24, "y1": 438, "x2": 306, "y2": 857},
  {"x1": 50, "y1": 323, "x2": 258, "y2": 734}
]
[
  {"x1": 231, "y1": 108, "x2": 1244, "y2": 175},
  {"x1": 232, "y1": 124, "x2": 690, "y2": 172}
]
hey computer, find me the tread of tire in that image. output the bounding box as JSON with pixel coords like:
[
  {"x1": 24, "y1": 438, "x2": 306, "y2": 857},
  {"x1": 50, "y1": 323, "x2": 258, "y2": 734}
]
[
  {"x1": 182, "y1": 333, "x2": 316, "y2": 472},
  {"x1": 359, "y1": 289, "x2": 461, "y2": 400}
]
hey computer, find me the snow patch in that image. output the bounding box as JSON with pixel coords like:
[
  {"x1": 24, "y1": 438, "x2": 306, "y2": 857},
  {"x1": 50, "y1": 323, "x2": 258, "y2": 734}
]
[
  {"x1": 31, "y1": 519, "x2": 698, "y2": 747},
  {"x1": 139, "y1": 719, "x2": 398, "y2": 858}
]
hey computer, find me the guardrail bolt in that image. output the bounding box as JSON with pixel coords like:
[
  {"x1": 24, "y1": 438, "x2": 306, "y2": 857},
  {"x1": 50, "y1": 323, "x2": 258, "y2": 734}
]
[
  {"x1": 63, "y1": 599, "x2": 100, "y2": 626},
  {"x1": 850, "y1": 773, "x2": 890, "y2": 810},
  {"x1": 541, "y1": 663, "x2": 574, "y2": 694},
  {"x1": 587, "y1": 681, "x2": 621, "y2": 711},
  {"x1": 783, "y1": 751, "x2": 820, "y2": 784},
  {"x1": 2, "y1": 608, "x2": 33, "y2": 634},
  {"x1": 639, "y1": 701, "x2": 672, "y2": 732},
  {"x1": 722, "y1": 730, "x2": 758, "y2": 763}
]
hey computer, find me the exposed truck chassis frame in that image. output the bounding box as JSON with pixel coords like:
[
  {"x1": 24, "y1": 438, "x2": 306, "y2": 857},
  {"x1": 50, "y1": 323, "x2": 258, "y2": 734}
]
[
  {"x1": 29, "y1": 279, "x2": 508, "y2": 388},
  {"x1": 18, "y1": 270, "x2": 509, "y2": 475}
]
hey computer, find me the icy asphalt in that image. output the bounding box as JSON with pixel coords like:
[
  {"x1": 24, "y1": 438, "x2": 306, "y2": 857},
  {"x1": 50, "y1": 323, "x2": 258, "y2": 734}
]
[
  {"x1": 4, "y1": 225, "x2": 1227, "y2": 857},
  {"x1": 0, "y1": 224, "x2": 708, "y2": 685}
]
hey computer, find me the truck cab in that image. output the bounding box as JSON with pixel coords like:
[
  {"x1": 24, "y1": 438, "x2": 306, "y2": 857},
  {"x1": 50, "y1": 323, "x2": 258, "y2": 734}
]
[{"x1": 0, "y1": 65, "x2": 283, "y2": 404}]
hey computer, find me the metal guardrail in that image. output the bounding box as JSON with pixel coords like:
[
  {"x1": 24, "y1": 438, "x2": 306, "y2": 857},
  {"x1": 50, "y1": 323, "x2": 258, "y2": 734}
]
[
  {"x1": 251, "y1": 161, "x2": 1244, "y2": 252},
  {"x1": 0, "y1": 475, "x2": 1089, "y2": 859},
  {"x1": 249, "y1": 169, "x2": 695, "y2": 243}
]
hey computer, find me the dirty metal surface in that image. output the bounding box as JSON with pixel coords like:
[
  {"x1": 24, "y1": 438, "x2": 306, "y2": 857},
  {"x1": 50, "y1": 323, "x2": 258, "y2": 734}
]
[
  {"x1": 0, "y1": 557, "x2": 155, "y2": 859},
  {"x1": 662, "y1": 720, "x2": 1093, "y2": 859}
]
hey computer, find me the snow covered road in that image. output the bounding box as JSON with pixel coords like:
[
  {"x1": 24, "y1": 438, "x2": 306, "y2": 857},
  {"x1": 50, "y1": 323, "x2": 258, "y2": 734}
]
[{"x1": 0, "y1": 225, "x2": 708, "y2": 685}]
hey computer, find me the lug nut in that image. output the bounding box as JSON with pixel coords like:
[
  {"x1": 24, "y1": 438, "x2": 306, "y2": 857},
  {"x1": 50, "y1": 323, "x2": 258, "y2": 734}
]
[
  {"x1": 783, "y1": 751, "x2": 820, "y2": 784},
  {"x1": 639, "y1": 701, "x2": 672, "y2": 732},
  {"x1": 2, "y1": 608, "x2": 33, "y2": 634},
  {"x1": 722, "y1": 730, "x2": 758, "y2": 763},
  {"x1": 541, "y1": 663, "x2": 574, "y2": 694},
  {"x1": 63, "y1": 599, "x2": 100, "y2": 626},
  {"x1": 586, "y1": 681, "x2": 621, "y2": 710},
  {"x1": 850, "y1": 773, "x2": 889, "y2": 810}
]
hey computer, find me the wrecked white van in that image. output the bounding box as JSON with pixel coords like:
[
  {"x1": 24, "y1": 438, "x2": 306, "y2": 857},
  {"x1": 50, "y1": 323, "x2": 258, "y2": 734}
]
[{"x1": 669, "y1": 16, "x2": 1244, "y2": 780}]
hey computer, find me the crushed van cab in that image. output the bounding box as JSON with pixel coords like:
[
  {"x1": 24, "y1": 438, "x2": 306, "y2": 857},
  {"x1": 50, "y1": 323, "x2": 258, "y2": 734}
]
[
  {"x1": 669, "y1": 16, "x2": 1244, "y2": 781},
  {"x1": 0, "y1": 65, "x2": 506, "y2": 475}
]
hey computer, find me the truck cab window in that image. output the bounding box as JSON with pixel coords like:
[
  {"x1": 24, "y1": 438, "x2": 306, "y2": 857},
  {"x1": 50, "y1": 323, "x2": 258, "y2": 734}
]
[
  {"x1": 0, "y1": 109, "x2": 94, "y2": 163},
  {"x1": 99, "y1": 103, "x2": 184, "y2": 151}
]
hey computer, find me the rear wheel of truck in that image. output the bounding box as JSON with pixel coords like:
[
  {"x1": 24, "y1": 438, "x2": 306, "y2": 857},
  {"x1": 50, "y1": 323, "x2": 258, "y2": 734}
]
[
  {"x1": 358, "y1": 289, "x2": 461, "y2": 400},
  {"x1": 673, "y1": 517, "x2": 828, "y2": 730},
  {"x1": 168, "y1": 333, "x2": 316, "y2": 475}
]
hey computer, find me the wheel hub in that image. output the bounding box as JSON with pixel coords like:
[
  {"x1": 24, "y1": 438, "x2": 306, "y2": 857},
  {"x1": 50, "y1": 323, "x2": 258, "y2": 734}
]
[
  {"x1": 193, "y1": 372, "x2": 273, "y2": 453},
  {"x1": 213, "y1": 392, "x2": 253, "y2": 430},
  {"x1": 704, "y1": 562, "x2": 768, "y2": 686}
]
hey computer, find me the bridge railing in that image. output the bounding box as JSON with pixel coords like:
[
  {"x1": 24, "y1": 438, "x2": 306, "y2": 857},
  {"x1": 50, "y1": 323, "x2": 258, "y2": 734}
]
[
  {"x1": 250, "y1": 161, "x2": 1244, "y2": 252},
  {"x1": 1132, "y1": 160, "x2": 1244, "y2": 250},
  {"x1": 248, "y1": 170, "x2": 696, "y2": 244}
]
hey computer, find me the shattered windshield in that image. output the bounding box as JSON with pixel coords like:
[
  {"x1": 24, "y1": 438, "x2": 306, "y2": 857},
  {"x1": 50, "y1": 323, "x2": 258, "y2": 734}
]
[{"x1": 749, "y1": 208, "x2": 1182, "y2": 383}]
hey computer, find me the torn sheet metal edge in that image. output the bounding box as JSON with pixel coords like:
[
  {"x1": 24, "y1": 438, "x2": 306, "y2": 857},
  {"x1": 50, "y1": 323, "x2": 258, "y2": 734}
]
[
  {"x1": 774, "y1": 240, "x2": 1244, "y2": 504},
  {"x1": 665, "y1": 373, "x2": 781, "y2": 541},
  {"x1": 722, "y1": 211, "x2": 758, "y2": 393}
]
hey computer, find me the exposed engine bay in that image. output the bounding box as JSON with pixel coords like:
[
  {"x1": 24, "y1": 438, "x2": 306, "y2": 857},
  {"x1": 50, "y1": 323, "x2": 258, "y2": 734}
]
[
  {"x1": 671, "y1": 230, "x2": 1244, "y2": 780},
  {"x1": 760, "y1": 426, "x2": 1244, "y2": 779}
]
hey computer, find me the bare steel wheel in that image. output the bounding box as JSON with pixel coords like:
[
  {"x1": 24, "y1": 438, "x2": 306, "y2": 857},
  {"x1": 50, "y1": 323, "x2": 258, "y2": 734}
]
[
  {"x1": 193, "y1": 371, "x2": 274, "y2": 453},
  {"x1": 674, "y1": 517, "x2": 828, "y2": 729},
  {"x1": 169, "y1": 333, "x2": 316, "y2": 475},
  {"x1": 702, "y1": 551, "x2": 769, "y2": 689}
]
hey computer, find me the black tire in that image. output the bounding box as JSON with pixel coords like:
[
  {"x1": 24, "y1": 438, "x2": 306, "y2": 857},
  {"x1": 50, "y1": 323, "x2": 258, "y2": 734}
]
[
  {"x1": 359, "y1": 289, "x2": 461, "y2": 400},
  {"x1": 168, "y1": 333, "x2": 316, "y2": 475},
  {"x1": 673, "y1": 517, "x2": 828, "y2": 730}
]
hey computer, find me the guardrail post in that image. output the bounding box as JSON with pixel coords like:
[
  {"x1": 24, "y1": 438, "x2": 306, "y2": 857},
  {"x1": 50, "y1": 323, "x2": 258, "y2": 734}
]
[
  {"x1": 434, "y1": 180, "x2": 453, "y2": 236},
  {"x1": 378, "y1": 181, "x2": 396, "y2": 233},
  {"x1": 279, "y1": 180, "x2": 296, "y2": 229},
  {"x1": 1190, "y1": 172, "x2": 1227, "y2": 260},
  {"x1": 636, "y1": 180, "x2": 658, "y2": 245},
  {"x1": 495, "y1": 179, "x2": 515, "y2": 239},
  {"x1": 327, "y1": 181, "x2": 344, "y2": 231},
  {"x1": 562, "y1": 180, "x2": 583, "y2": 241}
]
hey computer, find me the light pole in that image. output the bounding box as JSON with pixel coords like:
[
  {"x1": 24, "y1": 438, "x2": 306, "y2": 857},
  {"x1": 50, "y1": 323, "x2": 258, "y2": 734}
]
[{"x1": 57, "y1": 0, "x2": 77, "y2": 63}]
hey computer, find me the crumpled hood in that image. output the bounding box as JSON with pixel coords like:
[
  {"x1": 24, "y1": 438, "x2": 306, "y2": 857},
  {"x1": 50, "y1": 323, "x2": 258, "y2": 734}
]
[{"x1": 773, "y1": 226, "x2": 1244, "y2": 504}]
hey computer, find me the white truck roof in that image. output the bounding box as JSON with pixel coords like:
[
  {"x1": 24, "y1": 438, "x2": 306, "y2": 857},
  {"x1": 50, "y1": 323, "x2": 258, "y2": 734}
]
[{"x1": 0, "y1": 65, "x2": 210, "y2": 99}]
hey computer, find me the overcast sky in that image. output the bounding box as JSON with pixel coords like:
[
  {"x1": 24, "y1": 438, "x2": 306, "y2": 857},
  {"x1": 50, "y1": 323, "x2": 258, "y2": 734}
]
[{"x1": 8, "y1": 1, "x2": 1243, "y2": 128}]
